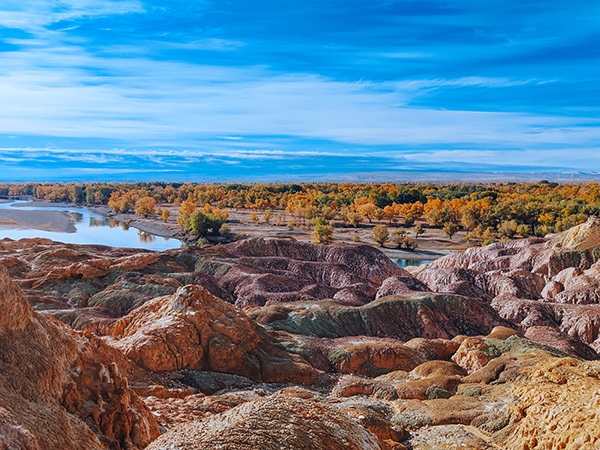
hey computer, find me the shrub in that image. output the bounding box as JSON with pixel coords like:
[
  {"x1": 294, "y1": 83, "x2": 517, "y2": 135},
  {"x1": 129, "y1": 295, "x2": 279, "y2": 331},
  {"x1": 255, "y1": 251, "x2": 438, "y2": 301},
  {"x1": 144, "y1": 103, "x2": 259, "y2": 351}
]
[
  {"x1": 312, "y1": 221, "x2": 333, "y2": 245},
  {"x1": 373, "y1": 225, "x2": 389, "y2": 247}
]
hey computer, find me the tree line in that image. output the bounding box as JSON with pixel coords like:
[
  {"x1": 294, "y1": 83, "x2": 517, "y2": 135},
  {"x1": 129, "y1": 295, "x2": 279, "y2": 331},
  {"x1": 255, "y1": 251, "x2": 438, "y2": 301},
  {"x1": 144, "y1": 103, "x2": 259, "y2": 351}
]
[{"x1": 3, "y1": 181, "x2": 599, "y2": 243}]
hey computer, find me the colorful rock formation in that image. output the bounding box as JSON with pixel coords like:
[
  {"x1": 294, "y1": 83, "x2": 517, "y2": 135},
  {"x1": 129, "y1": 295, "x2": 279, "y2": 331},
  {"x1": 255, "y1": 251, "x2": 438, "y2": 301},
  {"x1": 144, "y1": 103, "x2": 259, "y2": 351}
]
[
  {"x1": 2, "y1": 224, "x2": 600, "y2": 449},
  {"x1": 0, "y1": 267, "x2": 159, "y2": 450}
]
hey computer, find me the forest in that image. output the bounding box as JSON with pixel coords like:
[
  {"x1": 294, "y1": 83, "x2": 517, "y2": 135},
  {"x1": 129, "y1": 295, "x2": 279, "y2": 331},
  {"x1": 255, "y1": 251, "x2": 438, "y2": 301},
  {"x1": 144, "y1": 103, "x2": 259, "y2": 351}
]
[{"x1": 3, "y1": 181, "x2": 599, "y2": 243}]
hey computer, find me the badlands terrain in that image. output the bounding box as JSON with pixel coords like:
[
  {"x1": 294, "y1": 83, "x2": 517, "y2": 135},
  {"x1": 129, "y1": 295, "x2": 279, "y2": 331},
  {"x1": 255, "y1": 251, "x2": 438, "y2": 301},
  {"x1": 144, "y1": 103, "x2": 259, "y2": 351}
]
[{"x1": 2, "y1": 218, "x2": 600, "y2": 449}]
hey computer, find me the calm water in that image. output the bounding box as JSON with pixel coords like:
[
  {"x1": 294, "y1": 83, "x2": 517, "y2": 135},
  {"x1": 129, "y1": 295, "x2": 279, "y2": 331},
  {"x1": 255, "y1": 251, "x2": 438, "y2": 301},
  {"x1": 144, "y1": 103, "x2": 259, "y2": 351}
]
[
  {"x1": 0, "y1": 201, "x2": 184, "y2": 251},
  {"x1": 393, "y1": 258, "x2": 434, "y2": 268}
]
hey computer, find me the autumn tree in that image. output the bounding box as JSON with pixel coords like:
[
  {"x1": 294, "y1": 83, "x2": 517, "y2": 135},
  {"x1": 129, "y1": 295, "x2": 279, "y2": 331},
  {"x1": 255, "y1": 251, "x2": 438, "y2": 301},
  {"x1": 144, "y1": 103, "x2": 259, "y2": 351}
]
[
  {"x1": 498, "y1": 220, "x2": 518, "y2": 239},
  {"x1": 262, "y1": 210, "x2": 272, "y2": 223},
  {"x1": 356, "y1": 202, "x2": 377, "y2": 223},
  {"x1": 396, "y1": 201, "x2": 424, "y2": 226},
  {"x1": 68, "y1": 185, "x2": 84, "y2": 204},
  {"x1": 391, "y1": 229, "x2": 417, "y2": 250},
  {"x1": 383, "y1": 205, "x2": 396, "y2": 223},
  {"x1": 177, "y1": 200, "x2": 197, "y2": 230},
  {"x1": 516, "y1": 224, "x2": 532, "y2": 237},
  {"x1": 372, "y1": 208, "x2": 385, "y2": 222},
  {"x1": 135, "y1": 196, "x2": 156, "y2": 217},
  {"x1": 179, "y1": 200, "x2": 197, "y2": 216}
]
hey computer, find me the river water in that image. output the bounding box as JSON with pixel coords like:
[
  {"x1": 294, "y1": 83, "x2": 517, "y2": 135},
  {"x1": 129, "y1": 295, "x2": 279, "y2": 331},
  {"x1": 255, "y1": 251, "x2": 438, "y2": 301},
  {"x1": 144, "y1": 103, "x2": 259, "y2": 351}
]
[
  {"x1": 0, "y1": 201, "x2": 184, "y2": 251},
  {"x1": 393, "y1": 258, "x2": 434, "y2": 268}
]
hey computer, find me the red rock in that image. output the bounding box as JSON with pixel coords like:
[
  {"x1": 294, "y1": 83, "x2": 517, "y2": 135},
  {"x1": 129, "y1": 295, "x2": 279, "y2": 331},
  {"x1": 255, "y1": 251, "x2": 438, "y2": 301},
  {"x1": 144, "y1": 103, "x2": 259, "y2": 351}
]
[
  {"x1": 217, "y1": 237, "x2": 408, "y2": 307},
  {"x1": 0, "y1": 268, "x2": 159, "y2": 450},
  {"x1": 524, "y1": 326, "x2": 598, "y2": 360},
  {"x1": 376, "y1": 276, "x2": 431, "y2": 299},
  {"x1": 541, "y1": 280, "x2": 564, "y2": 300}
]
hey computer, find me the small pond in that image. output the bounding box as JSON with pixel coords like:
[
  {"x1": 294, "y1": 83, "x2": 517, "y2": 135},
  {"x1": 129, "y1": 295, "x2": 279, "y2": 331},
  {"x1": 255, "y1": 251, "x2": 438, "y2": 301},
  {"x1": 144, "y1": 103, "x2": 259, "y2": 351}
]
[{"x1": 0, "y1": 201, "x2": 184, "y2": 251}]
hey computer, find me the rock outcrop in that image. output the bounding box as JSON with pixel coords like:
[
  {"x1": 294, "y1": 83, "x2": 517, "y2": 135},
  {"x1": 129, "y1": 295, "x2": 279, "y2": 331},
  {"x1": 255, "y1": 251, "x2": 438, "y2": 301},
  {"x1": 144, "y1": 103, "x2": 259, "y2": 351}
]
[
  {"x1": 0, "y1": 267, "x2": 159, "y2": 450},
  {"x1": 1, "y1": 237, "x2": 408, "y2": 332},
  {"x1": 111, "y1": 284, "x2": 321, "y2": 384},
  {"x1": 146, "y1": 397, "x2": 386, "y2": 450},
  {"x1": 4, "y1": 223, "x2": 600, "y2": 450},
  {"x1": 505, "y1": 357, "x2": 600, "y2": 449},
  {"x1": 217, "y1": 237, "x2": 408, "y2": 307},
  {"x1": 249, "y1": 293, "x2": 508, "y2": 340}
]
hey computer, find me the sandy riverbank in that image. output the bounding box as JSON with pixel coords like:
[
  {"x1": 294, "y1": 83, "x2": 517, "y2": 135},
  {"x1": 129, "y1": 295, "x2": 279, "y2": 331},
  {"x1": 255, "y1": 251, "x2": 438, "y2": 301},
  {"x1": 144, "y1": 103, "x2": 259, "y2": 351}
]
[{"x1": 0, "y1": 209, "x2": 76, "y2": 233}]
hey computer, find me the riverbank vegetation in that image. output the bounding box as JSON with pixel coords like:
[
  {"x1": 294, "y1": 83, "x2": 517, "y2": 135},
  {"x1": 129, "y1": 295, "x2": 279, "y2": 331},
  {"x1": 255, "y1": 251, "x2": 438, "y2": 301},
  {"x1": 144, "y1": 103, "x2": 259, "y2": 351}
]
[{"x1": 3, "y1": 181, "x2": 600, "y2": 245}]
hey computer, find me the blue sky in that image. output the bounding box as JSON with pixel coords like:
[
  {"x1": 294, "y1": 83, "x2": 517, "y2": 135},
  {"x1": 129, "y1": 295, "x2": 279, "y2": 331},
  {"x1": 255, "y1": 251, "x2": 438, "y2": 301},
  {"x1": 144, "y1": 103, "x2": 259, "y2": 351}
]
[{"x1": 0, "y1": 0, "x2": 599, "y2": 181}]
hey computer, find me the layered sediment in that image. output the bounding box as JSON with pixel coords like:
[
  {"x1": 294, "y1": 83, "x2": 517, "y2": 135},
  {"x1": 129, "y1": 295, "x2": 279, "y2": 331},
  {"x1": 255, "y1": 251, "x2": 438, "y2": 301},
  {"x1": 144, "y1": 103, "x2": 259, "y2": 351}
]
[{"x1": 2, "y1": 221, "x2": 600, "y2": 449}]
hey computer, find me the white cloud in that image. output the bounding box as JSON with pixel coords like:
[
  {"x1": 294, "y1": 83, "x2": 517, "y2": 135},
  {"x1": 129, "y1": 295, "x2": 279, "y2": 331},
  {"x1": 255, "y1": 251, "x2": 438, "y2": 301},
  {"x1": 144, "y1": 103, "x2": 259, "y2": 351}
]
[
  {"x1": 0, "y1": 0, "x2": 598, "y2": 171},
  {"x1": 0, "y1": 42, "x2": 597, "y2": 151}
]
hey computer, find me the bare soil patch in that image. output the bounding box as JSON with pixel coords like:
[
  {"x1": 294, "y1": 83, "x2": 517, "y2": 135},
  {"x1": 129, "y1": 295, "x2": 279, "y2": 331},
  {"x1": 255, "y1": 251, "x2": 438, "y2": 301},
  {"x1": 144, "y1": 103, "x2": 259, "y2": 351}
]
[{"x1": 0, "y1": 209, "x2": 76, "y2": 233}]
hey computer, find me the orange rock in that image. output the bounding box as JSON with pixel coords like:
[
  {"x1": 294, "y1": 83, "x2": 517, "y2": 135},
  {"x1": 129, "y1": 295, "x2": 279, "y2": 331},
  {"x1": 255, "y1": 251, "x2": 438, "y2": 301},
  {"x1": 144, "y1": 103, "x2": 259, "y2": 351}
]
[
  {"x1": 452, "y1": 337, "x2": 493, "y2": 373},
  {"x1": 111, "y1": 284, "x2": 321, "y2": 383},
  {"x1": 485, "y1": 326, "x2": 521, "y2": 340},
  {"x1": 0, "y1": 268, "x2": 160, "y2": 450},
  {"x1": 410, "y1": 360, "x2": 467, "y2": 378},
  {"x1": 505, "y1": 357, "x2": 600, "y2": 450},
  {"x1": 326, "y1": 338, "x2": 425, "y2": 376}
]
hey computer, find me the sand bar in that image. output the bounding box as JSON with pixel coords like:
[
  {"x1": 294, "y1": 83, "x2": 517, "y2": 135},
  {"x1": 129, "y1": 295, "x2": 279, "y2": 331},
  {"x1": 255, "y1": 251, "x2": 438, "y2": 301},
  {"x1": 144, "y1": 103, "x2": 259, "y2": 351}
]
[{"x1": 0, "y1": 209, "x2": 77, "y2": 233}]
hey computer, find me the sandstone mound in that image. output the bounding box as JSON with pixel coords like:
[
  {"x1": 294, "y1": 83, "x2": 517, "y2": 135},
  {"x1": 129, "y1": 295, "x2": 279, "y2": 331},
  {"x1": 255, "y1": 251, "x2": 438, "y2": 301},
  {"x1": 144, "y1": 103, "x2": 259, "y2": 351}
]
[
  {"x1": 376, "y1": 275, "x2": 431, "y2": 299},
  {"x1": 0, "y1": 268, "x2": 159, "y2": 450},
  {"x1": 223, "y1": 237, "x2": 408, "y2": 284},
  {"x1": 111, "y1": 284, "x2": 321, "y2": 384},
  {"x1": 552, "y1": 215, "x2": 600, "y2": 251},
  {"x1": 146, "y1": 397, "x2": 384, "y2": 450},
  {"x1": 505, "y1": 356, "x2": 600, "y2": 449}
]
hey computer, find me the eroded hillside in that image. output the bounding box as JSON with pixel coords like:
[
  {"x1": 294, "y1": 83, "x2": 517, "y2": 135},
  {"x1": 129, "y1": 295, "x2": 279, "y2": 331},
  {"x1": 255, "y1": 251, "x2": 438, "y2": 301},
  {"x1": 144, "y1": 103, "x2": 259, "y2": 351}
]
[{"x1": 2, "y1": 219, "x2": 600, "y2": 449}]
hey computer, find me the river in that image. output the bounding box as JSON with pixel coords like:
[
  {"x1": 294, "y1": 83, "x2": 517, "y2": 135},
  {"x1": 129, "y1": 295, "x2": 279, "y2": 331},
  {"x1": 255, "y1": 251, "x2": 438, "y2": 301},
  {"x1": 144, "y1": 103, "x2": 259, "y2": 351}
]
[{"x1": 0, "y1": 201, "x2": 184, "y2": 251}]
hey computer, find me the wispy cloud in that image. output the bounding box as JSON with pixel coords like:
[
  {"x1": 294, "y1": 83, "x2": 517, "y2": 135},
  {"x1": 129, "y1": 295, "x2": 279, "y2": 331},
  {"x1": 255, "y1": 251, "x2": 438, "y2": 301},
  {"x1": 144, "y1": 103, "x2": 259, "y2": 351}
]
[
  {"x1": 0, "y1": 0, "x2": 144, "y2": 33},
  {"x1": 0, "y1": 0, "x2": 598, "y2": 180}
]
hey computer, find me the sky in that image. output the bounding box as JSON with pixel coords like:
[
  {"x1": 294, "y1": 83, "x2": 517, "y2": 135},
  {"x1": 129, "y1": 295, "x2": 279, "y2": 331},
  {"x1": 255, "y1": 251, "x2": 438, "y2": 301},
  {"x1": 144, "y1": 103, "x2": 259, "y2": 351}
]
[{"x1": 0, "y1": 0, "x2": 599, "y2": 181}]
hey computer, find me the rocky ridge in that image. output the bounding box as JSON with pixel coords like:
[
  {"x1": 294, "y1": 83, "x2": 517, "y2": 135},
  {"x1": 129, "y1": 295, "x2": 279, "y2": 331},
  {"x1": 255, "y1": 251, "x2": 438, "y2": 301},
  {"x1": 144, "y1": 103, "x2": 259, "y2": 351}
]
[{"x1": 2, "y1": 223, "x2": 600, "y2": 449}]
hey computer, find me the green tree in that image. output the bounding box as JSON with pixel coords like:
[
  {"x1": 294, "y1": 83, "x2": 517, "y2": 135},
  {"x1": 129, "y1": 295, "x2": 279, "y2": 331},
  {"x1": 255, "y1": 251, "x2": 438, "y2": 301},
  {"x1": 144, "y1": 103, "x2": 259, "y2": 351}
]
[
  {"x1": 373, "y1": 225, "x2": 389, "y2": 247},
  {"x1": 443, "y1": 222, "x2": 459, "y2": 240},
  {"x1": 413, "y1": 225, "x2": 425, "y2": 239},
  {"x1": 312, "y1": 217, "x2": 333, "y2": 245},
  {"x1": 188, "y1": 211, "x2": 225, "y2": 236}
]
